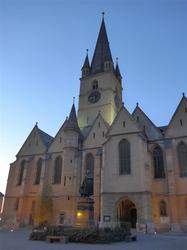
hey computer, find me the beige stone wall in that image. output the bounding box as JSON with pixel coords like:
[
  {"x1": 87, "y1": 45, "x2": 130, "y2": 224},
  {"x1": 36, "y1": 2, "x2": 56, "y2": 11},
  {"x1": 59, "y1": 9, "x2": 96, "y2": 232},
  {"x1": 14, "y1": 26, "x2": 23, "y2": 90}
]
[{"x1": 102, "y1": 133, "x2": 148, "y2": 193}]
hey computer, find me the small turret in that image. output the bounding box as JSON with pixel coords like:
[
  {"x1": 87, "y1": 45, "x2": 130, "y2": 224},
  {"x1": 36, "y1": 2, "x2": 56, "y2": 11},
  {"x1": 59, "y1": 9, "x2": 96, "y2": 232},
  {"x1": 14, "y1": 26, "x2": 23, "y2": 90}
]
[
  {"x1": 65, "y1": 101, "x2": 79, "y2": 132},
  {"x1": 81, "y1": 49, "x2": 90, "y2": 78},
  {"x1": 115, "y1": 57, "x2": 122, "y2": 81}
]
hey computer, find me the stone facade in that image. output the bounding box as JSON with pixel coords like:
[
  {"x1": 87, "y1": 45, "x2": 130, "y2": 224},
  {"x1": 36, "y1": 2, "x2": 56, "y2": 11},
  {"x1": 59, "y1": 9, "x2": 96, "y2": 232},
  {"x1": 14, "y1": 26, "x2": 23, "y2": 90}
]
[{"x1": 2, "y1": 17, "x2": 187, "y2": 232}]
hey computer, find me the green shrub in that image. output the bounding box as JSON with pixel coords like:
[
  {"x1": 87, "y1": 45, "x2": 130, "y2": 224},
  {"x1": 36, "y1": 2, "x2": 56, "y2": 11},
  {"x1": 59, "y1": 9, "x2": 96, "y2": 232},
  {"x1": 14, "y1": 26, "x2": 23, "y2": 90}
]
[{"x1": 29, "y1": 224, "x2": 131, "y2": 243}]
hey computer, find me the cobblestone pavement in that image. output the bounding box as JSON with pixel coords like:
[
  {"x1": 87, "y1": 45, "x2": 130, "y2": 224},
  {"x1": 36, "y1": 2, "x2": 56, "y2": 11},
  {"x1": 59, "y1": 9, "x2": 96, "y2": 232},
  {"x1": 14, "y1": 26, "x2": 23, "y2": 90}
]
[{"x1": 0, "y1": 229, "x2": 187, "y2": 250}]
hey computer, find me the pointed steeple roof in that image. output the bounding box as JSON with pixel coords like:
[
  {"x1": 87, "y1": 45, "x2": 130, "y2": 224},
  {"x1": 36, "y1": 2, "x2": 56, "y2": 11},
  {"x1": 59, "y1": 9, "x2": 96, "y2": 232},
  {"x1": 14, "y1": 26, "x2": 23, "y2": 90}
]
[
  {"x1": 65, "y1": 103, "x2": 79, "y2": 132},
  {"x1": 115, "y1": 58, "x2": 122, "y2": 80},
  {"x1": 91, "y1": 14, "x2": 113, "y2": 74},
  {"x1": 81, "y1": 51, "x2": 90, "y2": 70}
]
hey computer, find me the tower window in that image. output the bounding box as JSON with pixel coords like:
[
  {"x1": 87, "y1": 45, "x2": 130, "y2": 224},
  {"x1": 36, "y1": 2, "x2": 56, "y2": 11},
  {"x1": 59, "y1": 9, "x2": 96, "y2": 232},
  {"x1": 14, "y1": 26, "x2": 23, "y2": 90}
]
[
  {"x1": 34, "y1": 158, "x2": 42, "y2": 185},
  {"x1": 119, "y1": 139, "x2": 131, "y2": 175},
  {"x1": 185, "y1": 107, "x2": 187, "y2": 113},
  {"x1": 98, "y1": 122, "x2": 100, "y2": 128},
  {"x1": 153, "y1": 146, "x2": 165, "y2": 179},
  {"x1": 123, "y1": 121, "x2": 126, "y2": 128},
  {"x1": 59, "y1": 213, "x2": 65, "y2": 224},
  {"x1": 17, "y1": 160, "x2": 25, "y2": 185},
  {"x1": 92, "y1": 80, "x2": 98, "y2": 90},
  {"x1": 177, "y1": 142, "x2": 187, "y2": 177},
  {"x1": 64, "y1": 176, "x2": 66, "y2": 186},
  {"x1": 53, "y1": 156, "x2": 62, "y2": 184},
  {"x1": 180, "y1": 119, "x2": 183, "y2": 127},
  {"x1": 159, "y1": 200, "x2": 167, "y2": 216},
  {"x1": 93, "y1": 133, "x2": 95, "y2": 139},
  {"x1": 14, "y1": 198, "x2": 19, "y2": 211},
  {"x1": 60, "y1": 137, "x2": 62, "y2": 143},
  {"x1": 137, "y1": 116, "x2": 139, "y2": 122},
  {"x1": 102, "y1": 131, "x2": 105, "y2": 137}
]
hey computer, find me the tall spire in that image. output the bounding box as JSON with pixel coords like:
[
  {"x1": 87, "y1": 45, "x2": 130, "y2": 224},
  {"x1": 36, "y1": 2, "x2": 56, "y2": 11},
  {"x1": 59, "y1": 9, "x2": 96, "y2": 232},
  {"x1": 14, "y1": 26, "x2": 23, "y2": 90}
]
[{"x1": 91, "y1": 13, "x2": 114, "y2": 74}]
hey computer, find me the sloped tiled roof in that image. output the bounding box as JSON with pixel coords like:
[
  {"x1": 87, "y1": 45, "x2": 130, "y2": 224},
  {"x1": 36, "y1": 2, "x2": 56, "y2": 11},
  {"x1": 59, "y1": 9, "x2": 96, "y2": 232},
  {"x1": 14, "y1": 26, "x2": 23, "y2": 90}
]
[{"x1": 38, "y1": 129, "x2": 53, "y2": 147}]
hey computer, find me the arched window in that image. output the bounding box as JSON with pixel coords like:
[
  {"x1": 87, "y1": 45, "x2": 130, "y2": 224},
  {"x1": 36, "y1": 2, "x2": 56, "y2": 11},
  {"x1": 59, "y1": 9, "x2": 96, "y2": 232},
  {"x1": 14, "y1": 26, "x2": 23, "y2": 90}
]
[
  {"x1": 177, "y1": 142, "x2": 187, "y2": 177},
  {"x1": 53, "y1": 156, "x2": 62, "y2": 184},
  {"x1": 153, "y1": 146, "x2": 165, "y2": 179},
  {"x1": 34, "y1": 158, "x2": 42, "y2": 185},
  {"x1": 159, "y1": 200, "x2": 167, "y2": 217},
  {"x1": 85, "y1": 153, "x2": 94, "y2": 177},
  {"x1": 80, "y1": 153, "x2": 94, "y2": 196},
  {"x1": 17, "y1": 160, "x2": 25, "y2": 185},
  {"x1": 14, "y1": 198, "x2": 19, "y2": 210},
  {"x1": 119, "y1": 139, "x2": 131, "y2": 175}
]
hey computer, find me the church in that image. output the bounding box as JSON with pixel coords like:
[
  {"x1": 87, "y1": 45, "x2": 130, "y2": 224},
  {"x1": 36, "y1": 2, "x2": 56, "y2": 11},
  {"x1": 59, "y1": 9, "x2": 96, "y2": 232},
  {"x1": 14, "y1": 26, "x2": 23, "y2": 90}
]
[{"x1": 2, "y1": 15, "x2": 187, "y2": 233}]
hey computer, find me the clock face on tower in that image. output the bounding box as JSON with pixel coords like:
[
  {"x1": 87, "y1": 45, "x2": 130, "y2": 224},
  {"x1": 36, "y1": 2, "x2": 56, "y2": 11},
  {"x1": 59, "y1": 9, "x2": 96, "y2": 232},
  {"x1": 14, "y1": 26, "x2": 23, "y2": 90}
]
[{"x1": 88, "y1": 91, "x2": 101, "y2": 104}]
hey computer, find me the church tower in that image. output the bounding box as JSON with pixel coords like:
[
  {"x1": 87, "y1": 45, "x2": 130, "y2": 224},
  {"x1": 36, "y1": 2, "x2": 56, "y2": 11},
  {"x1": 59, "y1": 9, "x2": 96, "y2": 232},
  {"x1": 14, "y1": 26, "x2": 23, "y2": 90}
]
[{"x1": 78, "y1": 14, "x2": 123, "y2": 129}]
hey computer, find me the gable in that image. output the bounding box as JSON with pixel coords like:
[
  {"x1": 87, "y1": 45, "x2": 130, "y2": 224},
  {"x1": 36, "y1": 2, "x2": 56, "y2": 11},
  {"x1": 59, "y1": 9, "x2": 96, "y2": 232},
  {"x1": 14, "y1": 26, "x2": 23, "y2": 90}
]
[
  {"x1": 107, "y1": 105, "x2": 141, "y2": 136},
  {"x1": 165, "y1": 96, "x2": 187, "y2": 138},
  {"x1": 83, "y1": 114, "x2": 109, "y2": 148},
  {"x1": 132, "y1": 106, "x2": 162, "y2": 140},
  {"x1": 17, "y1": 125, "x2": 50, "y2": 157},
  {"x1": 48, "y1": 120, "x2": 68, "y2": 153}
]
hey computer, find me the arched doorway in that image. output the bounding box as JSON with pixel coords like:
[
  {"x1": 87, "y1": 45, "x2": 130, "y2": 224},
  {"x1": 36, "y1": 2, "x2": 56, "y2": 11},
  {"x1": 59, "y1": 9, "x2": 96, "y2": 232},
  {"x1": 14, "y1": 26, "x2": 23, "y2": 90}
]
[{"x1": 117, "y1": 199, "x2": 137, "y2": 228}]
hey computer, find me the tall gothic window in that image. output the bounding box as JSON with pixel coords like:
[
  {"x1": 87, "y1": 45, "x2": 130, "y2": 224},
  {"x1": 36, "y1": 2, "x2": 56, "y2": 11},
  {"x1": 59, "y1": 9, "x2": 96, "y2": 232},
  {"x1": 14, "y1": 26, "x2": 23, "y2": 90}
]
[
  {"x1": 153, "y1": 146, "x2": 165, "y2": 179},
  {"x1": 53, "y1": 156, "x2": 62, "y2": 184},
  {"x1": 34, "y1": 158, "x2": 42, "y2": 185},
  {"x1": 85, "y1": 153, "x2": 94, "y2": 177},
  {"x1": 119, "y1": 139, "x2": 131, "y2": 175},
  {"x1": 177, "y1": 142, "x2": 187, "y2": 177},
  {"x1": 17, "y1": 160, "x2": 25, "y2": 185},
  {"x1": 159, "y1": 200, "x2": 167, "y2": 217}
]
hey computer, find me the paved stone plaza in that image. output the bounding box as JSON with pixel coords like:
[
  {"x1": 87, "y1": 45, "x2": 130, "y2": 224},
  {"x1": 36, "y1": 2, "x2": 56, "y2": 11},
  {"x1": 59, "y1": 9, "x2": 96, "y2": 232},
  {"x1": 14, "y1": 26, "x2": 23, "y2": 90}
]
[{"x1": 0, "y1": 229, "x2": 187, "y2": 250}]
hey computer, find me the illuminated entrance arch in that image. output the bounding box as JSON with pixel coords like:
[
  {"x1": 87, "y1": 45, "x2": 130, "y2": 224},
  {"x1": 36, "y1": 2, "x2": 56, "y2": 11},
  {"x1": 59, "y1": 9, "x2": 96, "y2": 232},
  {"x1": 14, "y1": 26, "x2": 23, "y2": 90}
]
[{"x1": 117, "y1": 199, "x2": 137, "y2": 228}]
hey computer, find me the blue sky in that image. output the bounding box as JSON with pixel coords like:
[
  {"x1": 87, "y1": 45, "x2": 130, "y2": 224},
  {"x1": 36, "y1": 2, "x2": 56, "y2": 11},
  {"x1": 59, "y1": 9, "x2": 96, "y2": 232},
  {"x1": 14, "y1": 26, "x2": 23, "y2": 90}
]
[{"x1": 0, "y1": 0, "x2": 187, "y2": 193}]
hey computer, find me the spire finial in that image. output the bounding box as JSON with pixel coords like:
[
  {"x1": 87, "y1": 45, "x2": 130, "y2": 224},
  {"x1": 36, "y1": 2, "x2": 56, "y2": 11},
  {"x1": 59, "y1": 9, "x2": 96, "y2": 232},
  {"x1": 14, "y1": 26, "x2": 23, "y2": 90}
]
[
  {"x1": 73, "y1": 96, "x2": 75, "y2": 104},
  {"x1": 116, "y1": 57, "x2": 118, "y2": 63},
  {"x1": 36, "y1": 122, "x2": 38, "y2": 126},
  {"x1": 102, "y1": 12, "x2": 105, "y2": 18},
  {"x1": 136, "y1": 102, "x2": 139, "y2": 107},
  {"x1": 86, "y1": 49, "x2": 88, "y2": 55},
  {"x1": 182, "y1": 92, "x2": 185, "y2": 97}
]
